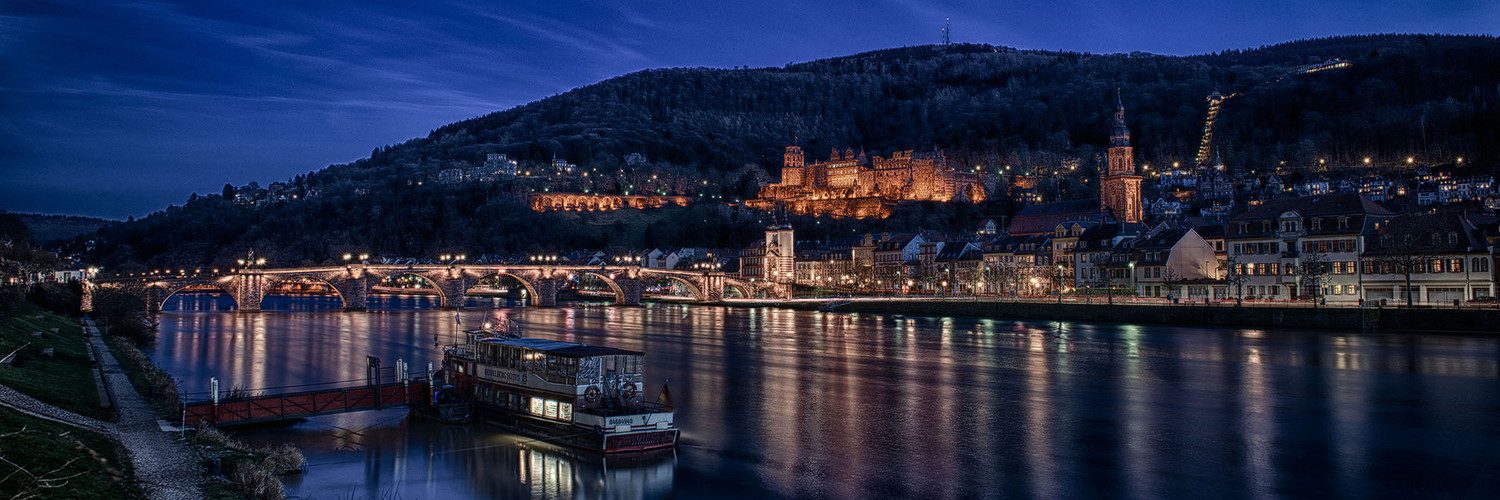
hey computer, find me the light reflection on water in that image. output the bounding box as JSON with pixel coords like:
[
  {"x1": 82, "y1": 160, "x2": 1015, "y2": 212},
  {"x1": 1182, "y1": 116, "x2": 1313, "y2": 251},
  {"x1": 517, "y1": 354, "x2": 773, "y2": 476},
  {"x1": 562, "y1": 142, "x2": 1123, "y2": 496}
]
[{"x1": 151, "y1": 293, "x2": 1500, "y2": 499}]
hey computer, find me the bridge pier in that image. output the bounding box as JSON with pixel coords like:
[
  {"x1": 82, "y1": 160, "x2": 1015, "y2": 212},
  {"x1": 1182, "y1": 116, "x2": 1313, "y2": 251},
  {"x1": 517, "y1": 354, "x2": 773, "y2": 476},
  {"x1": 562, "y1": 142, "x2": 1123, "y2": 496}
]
[
  {"x1": 338, "y1": 276, "x2": 368, "y2": 311},
  {"x1": 440, "y1": 277, "x2": 468, "y2": 309},
  {"x1": 233, "y1": 274, "x2": 265, "y2": 312},
  {"x1": 702, "y1": 274, "x2": 726, "y2": 303},
  {"x1": 533, "y1": 278, "x2": 559, "y2": 307},
  {"x1": 145, "y1": 288, "x2": 162, "y2": 313},
  {"x1": 80, "y1": 282, "x2": 95, "y2": 312},
  {"x1": 618, "y1": 278, "x2": 642, "y2": 306}
]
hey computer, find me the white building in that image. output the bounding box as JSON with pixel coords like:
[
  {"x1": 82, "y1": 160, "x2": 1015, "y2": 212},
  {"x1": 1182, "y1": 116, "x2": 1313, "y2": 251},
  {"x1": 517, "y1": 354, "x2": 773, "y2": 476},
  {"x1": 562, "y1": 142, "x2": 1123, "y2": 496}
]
[{"x1": 1225, "y1": 194, "x2": 1392, "y2": 303}]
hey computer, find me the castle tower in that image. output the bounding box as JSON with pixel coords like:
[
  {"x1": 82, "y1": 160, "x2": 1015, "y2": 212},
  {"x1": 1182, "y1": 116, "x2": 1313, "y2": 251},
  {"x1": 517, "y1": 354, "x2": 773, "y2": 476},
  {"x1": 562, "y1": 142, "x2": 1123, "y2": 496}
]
[
  {"x1": 784, "y1": 146, "x2": 805, "y2": 168},
  {"x1": 1101, "y1": 90, "x2": 1143, "y2": 223},
  {"x1": 782, "y1": 146, "x2": 806, "y2": 187}
]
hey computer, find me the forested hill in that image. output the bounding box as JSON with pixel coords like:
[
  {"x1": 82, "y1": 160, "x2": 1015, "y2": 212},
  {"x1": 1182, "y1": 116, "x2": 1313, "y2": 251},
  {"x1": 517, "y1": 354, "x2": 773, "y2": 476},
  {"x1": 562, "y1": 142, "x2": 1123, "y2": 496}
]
[
  {"x1": 335, "y1": 33, "x2": 1499, "y2": 188},
  {"x1": 12, "y1": 213, "x2": 115, "y2": 245},
  {"x1": 80, "y1": 34, "x2": 1500, "y2": 271}
]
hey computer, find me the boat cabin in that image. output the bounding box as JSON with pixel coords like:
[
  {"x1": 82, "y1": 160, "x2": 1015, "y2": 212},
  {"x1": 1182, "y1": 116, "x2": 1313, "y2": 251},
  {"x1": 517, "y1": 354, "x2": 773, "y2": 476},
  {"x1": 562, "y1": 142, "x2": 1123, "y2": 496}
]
[{"x1": 464, "y1": 337, "x2": 645, "y2": 411}]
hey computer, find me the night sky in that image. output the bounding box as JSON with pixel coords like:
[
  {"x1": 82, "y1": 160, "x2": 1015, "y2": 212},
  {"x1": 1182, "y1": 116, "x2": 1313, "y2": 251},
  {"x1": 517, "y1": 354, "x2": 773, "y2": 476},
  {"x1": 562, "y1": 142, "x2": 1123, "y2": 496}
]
[{"x1": 2, "y1": 1, "x2": 1495, "y2": 219}]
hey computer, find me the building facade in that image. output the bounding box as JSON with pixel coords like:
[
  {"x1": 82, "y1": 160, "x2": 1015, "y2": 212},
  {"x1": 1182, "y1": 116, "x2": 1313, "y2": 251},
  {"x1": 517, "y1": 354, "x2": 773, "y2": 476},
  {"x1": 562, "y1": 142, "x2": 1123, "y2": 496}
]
[
  {"x1": 749, "y1": 146, "x2": 986, "y2": 218},
  {"x1": 1225, "y1": 194, "x2": 1393, "y2": 303}
]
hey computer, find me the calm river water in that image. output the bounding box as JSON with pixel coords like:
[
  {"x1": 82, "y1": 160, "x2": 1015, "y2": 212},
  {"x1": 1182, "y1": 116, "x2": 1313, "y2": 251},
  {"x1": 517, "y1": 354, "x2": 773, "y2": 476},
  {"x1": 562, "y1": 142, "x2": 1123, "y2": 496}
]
[{"x1": 149, "y1": 293, "x2": 1500, "y2": 499}]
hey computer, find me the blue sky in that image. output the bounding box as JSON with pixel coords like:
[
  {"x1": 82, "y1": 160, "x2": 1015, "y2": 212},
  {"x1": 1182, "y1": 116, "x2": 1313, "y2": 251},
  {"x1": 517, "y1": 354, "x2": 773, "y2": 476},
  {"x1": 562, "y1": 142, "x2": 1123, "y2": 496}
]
[{"x1": 2, "y1": 0, "x2": 1495, "y2": 218}]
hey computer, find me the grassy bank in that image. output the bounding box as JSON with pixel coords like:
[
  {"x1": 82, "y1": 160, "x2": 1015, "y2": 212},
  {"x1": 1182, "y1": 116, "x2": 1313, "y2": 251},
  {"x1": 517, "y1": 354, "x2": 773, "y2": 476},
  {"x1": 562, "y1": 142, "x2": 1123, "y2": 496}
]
[
  {"x1": 0, "y1": 302, "x2": 110, "y2": 420},
  {"x1": 0, "y1": 406, "x2": 143, "y2": 499}
]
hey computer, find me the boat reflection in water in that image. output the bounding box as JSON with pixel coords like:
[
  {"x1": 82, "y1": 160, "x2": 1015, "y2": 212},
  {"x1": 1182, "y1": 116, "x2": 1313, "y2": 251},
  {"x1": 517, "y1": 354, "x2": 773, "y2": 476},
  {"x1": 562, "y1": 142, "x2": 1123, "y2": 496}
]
[{"x1": 268, "y1": 412, "x2": 675, "y2": 499}]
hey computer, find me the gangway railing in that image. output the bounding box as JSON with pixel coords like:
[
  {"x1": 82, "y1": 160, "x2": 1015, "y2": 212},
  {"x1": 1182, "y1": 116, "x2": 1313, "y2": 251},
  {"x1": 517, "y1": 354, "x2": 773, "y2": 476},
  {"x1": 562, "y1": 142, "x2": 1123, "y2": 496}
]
[{"x1": 183, "y1": 358, "x2": 429, "y2": 427}]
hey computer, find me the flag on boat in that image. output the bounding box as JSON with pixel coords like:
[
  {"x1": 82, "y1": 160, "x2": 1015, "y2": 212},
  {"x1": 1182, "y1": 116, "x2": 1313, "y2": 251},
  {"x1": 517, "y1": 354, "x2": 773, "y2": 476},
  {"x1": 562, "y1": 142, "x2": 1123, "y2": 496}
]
[{"x1": 658, "y1": 380, "x2": 673, "y2": 410}]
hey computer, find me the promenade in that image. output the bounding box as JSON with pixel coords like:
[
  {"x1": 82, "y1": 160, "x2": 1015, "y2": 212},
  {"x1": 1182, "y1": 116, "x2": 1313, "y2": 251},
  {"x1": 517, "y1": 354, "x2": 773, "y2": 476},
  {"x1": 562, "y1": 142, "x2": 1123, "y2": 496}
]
[{"x1": 721, "y1": 296, "x2": 1500, "y2": 333}]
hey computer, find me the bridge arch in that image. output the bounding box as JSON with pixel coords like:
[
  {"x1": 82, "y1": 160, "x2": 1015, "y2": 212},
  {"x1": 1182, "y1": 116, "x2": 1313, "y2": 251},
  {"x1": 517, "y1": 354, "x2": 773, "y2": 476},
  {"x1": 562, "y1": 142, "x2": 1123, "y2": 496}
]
[
  {"x1": 723, "y1": 281, "x2": 753, "y2": 299},
  {"x1": 642, "y1": 274, "x2": 706, "y2": 301},
  {"x1": 152, "y1": 280, "x2": 239, "y2": 311},
  {"x1": 466, "y1": 271, "x2": 540, "y2": 304},
  {"x1": 365, "y1": 271, "x2": 449, "y2": 308},
  {"x1": 575, "y1": 271, "x2": 627, "y2": 303},
  {"x1": 260, "y1": 275, "x2": 348, "y2": 309}
]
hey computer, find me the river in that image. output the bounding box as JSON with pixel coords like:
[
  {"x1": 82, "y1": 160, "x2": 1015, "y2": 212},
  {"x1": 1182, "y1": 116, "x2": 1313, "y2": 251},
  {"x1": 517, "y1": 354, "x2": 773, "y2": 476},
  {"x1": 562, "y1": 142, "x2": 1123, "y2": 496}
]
[{"x1": 147, "y1": 293, "x2": 1500, "y2": 499}]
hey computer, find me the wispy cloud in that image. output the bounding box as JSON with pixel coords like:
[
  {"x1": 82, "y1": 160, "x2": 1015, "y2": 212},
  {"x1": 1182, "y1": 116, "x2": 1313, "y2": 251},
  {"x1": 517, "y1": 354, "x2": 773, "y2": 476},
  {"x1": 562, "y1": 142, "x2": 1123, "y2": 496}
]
[{"x1": 461, "y1": 5, "x2": 654, "y2": 65}]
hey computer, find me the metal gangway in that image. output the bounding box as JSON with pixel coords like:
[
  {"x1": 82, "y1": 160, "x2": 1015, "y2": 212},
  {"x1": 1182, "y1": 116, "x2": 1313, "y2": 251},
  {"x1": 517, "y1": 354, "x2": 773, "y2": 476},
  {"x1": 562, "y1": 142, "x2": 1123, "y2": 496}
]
[{"x1": 182, "y1": 357, "x2": 429, "y2": 427}]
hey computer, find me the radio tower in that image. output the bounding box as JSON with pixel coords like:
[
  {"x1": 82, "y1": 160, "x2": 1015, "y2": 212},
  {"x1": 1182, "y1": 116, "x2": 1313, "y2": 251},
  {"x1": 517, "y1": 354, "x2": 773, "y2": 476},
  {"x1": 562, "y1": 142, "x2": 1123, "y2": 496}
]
[{"x1": 942, "y1": 18, "x2": 950, "y2": 45}]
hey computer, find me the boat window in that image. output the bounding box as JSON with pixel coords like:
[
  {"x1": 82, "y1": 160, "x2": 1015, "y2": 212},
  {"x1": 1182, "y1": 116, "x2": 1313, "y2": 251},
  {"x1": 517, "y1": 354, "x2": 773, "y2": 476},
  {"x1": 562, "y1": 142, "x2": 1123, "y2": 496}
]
[
  {"x1": 525, "y1": 350, "x2": 544, "y2": 373},
  {"x1": 578, "y1": 358, "x2": 601, "y2": 384}
]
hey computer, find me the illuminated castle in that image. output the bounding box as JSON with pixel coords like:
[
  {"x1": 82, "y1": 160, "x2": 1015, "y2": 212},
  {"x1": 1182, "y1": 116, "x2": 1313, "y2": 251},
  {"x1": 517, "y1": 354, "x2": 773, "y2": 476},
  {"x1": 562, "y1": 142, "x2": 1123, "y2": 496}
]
[{"x1": 749, "y1": 146, "x2": 985, "y2": 218}]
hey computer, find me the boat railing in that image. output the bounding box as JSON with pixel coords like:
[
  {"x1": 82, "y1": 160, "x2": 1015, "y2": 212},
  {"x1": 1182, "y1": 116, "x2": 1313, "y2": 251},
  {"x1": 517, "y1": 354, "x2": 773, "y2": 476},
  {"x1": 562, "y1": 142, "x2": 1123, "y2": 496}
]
[{"x1": 581, "y1": 401, "x2": 672, "y2": 417}]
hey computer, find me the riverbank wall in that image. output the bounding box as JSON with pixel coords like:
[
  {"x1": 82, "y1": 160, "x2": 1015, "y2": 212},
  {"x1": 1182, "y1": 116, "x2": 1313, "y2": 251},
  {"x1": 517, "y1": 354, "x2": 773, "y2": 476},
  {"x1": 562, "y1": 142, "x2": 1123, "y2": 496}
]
[{"x1": 717, "y1": 299, "x2": 1500, "y2": 334}]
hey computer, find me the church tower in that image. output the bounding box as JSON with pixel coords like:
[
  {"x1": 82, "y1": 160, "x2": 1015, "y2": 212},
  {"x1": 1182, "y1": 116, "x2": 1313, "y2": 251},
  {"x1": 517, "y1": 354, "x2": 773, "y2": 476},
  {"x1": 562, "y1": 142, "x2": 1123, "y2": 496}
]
[{"x1": 1100, "y1": 90, "x2": 1143, "y2": 223}]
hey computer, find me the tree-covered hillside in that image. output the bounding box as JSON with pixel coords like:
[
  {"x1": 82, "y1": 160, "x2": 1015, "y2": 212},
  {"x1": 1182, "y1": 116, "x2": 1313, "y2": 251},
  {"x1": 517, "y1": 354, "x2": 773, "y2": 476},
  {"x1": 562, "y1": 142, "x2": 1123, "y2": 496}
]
[
  {"x1": 333, "y1": 34, "x2": 1498, "y2": 187},
  {"x1": 77, "y1": 34, "x2": 1500, "y2": 270}
]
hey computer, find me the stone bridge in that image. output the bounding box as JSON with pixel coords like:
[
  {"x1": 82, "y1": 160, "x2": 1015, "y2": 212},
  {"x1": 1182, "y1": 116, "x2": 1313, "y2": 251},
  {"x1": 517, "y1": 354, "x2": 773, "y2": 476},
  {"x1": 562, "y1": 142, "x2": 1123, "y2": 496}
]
[{"x1": 85, "y1": 264, "x2": 786, "y2": 312}]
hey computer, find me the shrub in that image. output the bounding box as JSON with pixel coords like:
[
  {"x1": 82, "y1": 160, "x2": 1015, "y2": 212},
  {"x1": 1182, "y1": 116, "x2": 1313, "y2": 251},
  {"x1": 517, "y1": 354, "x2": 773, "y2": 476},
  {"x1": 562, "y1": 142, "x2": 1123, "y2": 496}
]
[
  {"x1": 256, "y1": 444, "x2": 306, "y2": 474},
  {"x1": 27, "y1": 282, "x2": 81, "y2": 315},
  {"x1": 228, "y1": 461, "x2": 284, "y2": 500}
]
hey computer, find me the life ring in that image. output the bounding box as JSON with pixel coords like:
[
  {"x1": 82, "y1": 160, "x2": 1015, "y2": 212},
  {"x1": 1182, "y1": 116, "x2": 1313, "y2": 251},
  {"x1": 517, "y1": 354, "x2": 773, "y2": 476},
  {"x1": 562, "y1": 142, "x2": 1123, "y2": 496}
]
[
  {"x1": 621, "y1": 383, "x2": 637, "y2": 399},
  {"x1": 584, "y1": 386, "x2": 601, "y2": 403}
]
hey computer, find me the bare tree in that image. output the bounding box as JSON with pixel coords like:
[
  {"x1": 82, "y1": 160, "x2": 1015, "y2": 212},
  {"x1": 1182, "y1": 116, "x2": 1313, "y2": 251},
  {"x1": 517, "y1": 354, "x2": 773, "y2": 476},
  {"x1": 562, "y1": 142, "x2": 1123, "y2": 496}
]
[
  {"x1": 1224, "y1": 255, "x2": 1250, "y2": 306},
  {"x1": 1162, "y1": 266, "x2": 1185, "y2": 303},
  {"x1": 1367, "y1": 215, "x2": 1444, "y2": 307},
  {"x1": 1297, "y1": 251, "x2": 1331, "y2": 308}
]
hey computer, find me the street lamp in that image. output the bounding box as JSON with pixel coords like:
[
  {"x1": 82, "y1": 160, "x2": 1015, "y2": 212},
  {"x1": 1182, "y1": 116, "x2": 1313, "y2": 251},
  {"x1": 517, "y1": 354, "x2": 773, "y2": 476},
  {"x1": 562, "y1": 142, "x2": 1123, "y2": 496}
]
[
  {"x1": 1057, "y1": 265, "x2": 1064, "y2": 303},
  {"x1": 237, "y1": 251, "x2": 265, "y2": 273}
]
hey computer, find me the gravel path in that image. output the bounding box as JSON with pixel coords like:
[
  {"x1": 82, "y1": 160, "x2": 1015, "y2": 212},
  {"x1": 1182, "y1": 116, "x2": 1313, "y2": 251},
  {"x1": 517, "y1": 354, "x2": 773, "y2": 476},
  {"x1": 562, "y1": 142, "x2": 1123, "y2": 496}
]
[
  {"x1": 0, "y1": 319, "x2": 204, "y2": 500},
  {"x1": 83, "y1": 317, "x2": 204, "y2": 500}
]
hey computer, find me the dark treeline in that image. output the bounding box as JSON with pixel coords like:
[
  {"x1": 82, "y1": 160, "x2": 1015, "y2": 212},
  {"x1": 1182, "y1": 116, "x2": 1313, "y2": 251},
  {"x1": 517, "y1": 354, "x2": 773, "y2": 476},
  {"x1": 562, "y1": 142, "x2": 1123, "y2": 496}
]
[
  {"x1": 73, "y1": 34, "x2": 1500, "y2": 269},
  {"x1": 77, "y1": 181, "x2": 1014, "y2": 273}
]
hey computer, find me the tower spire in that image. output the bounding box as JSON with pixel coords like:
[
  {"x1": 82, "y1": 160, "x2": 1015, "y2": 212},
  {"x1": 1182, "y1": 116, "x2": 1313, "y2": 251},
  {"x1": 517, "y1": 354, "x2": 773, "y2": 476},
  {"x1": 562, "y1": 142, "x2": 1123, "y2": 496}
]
[
  {"x1": 942, "y1": 18, "x2": 950, "y2": 45},
  {"x1": 1110, "y1": 88, "x2": 1130, "y2": 148}
]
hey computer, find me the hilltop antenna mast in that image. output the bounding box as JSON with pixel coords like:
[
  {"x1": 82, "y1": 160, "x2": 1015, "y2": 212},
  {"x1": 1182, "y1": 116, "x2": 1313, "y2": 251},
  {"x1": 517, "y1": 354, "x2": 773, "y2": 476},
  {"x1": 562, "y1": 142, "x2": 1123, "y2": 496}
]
[{"x1": 942, "y1": 18, "x2": 950, "y2": 45}]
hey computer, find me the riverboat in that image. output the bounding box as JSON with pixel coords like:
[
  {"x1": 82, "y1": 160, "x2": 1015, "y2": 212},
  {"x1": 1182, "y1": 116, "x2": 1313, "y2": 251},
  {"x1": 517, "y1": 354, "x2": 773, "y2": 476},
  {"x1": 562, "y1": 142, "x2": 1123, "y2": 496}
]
[{"x1": 435, "y1": 329, "x2": 678, "y2": 454}]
